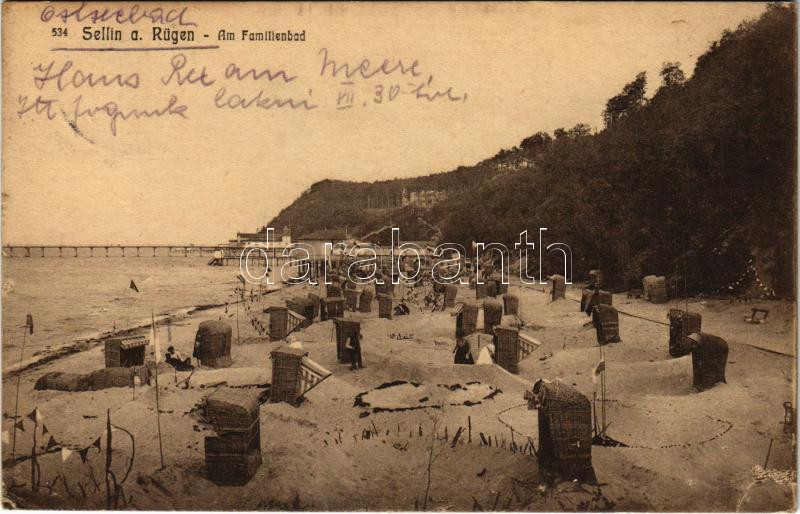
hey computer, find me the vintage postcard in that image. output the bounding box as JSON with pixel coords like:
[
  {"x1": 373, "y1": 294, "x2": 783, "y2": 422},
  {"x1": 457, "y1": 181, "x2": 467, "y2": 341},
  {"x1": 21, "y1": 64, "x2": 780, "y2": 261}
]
[{"x1": 1, "y1": 1, "x2": 796, "y2": 511}]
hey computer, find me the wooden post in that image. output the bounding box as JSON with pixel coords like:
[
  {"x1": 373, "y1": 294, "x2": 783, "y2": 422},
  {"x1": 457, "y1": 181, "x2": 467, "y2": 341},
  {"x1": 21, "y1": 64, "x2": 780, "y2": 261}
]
[
  {"x1": 236, "y1": 290, "x2": 240, "y2": 344},
  {"x1": 31, "y1": 412, "x2": 38, "y2": 492},
  {"x1": 151, "y1": 312, "x2": 165, "y2": 469},
  {"x1": 105, "y1": 409, "x2": 112, "y2": 508},
  {"x1": 468, "y1": 416, "x2": 472, "y2": 443},
  {"x1": 764, "y1": 438, "x2": 774, "y2": 469}
]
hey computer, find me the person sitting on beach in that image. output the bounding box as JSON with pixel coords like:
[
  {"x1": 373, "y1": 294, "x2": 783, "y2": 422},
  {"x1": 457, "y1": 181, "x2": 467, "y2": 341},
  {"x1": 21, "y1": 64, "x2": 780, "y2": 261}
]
[
  {"x1": 394, "y1": 302, "x2": 410, "y2": 316},
  {"x1": 165, "y1": 346, "x2": 193, "y2": 371}
]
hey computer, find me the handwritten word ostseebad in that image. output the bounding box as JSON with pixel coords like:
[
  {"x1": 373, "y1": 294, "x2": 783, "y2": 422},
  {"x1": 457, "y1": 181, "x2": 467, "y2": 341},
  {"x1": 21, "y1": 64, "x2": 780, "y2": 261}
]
[{"x1": 40, "y1": 3, "x2": 196, "y2": 27}]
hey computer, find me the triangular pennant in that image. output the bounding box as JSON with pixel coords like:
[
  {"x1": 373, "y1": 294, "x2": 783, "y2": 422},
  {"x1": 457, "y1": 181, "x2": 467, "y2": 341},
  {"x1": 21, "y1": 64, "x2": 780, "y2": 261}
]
[
  {"x1": 2, "y1": 430, "x2": 9, "y2": 444},
  {"x1": 27, "y1": 408, "x2": 39, "y2": 424},
  {"x1": 92, "y1": 437, "x2": 101, "y2": 452},
  {"x1": 78, "y1": 447, "x2": 89, "y2": 463},
  {"x1": 130, "y1": 280, "x2": 139, "y2": 293},
  {"x1": 46, "y1": 435, "x2": 58, "y2": 451},
  {"x1": 15, "y1": 420, "x2": 25, "y2": 432},
  {"x1": 42, "y1": 424, "x2": 49, "y2": 436},
  {"x1": 61, "y1": 447, "x2": 73, "y2": 462}
]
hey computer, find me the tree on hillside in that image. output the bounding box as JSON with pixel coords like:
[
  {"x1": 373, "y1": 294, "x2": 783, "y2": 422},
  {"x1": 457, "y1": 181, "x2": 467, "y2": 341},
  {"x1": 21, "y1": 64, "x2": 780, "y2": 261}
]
[
  {"x1": 602, "y1": 71, "x2": 648, "y2": 127},
  {"x1": 520, "y1": 131, "x2": 552, "y2": 150},
  {"x1": 660, "y1": 62, "x2": 686, "y2": 88},
  {"x1": 568, "y1": 123, "x2": 593, "y2": 139}
]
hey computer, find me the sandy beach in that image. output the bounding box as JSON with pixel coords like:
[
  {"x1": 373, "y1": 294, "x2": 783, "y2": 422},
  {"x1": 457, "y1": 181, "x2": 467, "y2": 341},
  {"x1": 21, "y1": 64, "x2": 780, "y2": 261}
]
[{"x1": 1, "y1": 278, "x2": 795, "y2": 511}]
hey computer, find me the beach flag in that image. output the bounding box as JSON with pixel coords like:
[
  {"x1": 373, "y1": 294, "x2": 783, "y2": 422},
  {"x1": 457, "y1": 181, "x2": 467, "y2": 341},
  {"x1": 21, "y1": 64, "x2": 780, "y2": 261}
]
[
  {"x1": 25, "y1": 314, "x2": 34, "y2": 335},
  {"x1": 130, "y1": 280, "x2": 139, "y2": 293},
  {"x1": 14, "y1": 420, "x2": 25, "y2": 432},
  {"x1": 151, "y1": 311, "x2": 161, "y2": 363},
  {"x1": 61, "y1": 447, "x2": 73, "y2": 462},
  {"x1": 45, "y1": 436, "x2": 58, "y2": 451},
  {"x1": 592, "y1": 359, "x2": 605, "y2": 383},
  {"x1": 27, "y1": 408, "x2": 43, "y2": 424},
  {"x1": 42, "y1": 424, "x2": 49, "y2": 436},
  {"x1": 2, "y1": 430, "x2": 9, "y2": 444},
  {"x1": 78, "y1": 447, "x2": 89, "y2": 463},
  {"x1": 91, "y1": 436, "x2": 101, "y2": 452}
]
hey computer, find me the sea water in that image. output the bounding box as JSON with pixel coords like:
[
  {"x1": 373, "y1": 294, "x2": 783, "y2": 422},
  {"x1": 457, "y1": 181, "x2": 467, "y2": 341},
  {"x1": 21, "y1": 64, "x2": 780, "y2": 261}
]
[{"x1": 1, "y1": 257, "x2": 263, "y2": 371}]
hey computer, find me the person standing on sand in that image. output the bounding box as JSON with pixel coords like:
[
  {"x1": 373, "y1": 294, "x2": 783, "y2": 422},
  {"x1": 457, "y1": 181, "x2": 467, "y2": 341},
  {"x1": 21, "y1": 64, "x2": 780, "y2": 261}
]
[
  {"x1": 453, "y1": 338, "x2": 474, "y2": 365},
  {"x1": 346, "y1": 333, "x2": 364, "y2": 370}
]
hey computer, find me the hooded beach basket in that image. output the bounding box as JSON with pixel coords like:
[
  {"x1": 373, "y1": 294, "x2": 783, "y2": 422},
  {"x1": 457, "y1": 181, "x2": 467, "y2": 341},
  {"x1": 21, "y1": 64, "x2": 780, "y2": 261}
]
[{"x1": 194, "y1": 320, "x2": 233, "y2": 368}]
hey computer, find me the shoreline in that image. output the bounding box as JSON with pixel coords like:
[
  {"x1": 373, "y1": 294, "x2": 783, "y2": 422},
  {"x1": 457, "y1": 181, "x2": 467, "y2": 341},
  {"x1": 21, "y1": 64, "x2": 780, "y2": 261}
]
[
  {"x1": 2, "y1": 285, "x2": 282, "y2": 378},
  {"x1": 4, "y1": 275, "x2": 791, "y2": 379}
]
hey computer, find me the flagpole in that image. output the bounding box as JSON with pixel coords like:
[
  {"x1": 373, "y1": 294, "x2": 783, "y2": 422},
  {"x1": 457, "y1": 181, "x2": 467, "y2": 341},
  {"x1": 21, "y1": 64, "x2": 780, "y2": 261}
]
[
  {"x1": 11, "y1": 328, "x2": 28, "y2": 462},
  {"x1": 151, "y1": 311, "x2": 165, "y2": 469},
  {"x1": 128, "y1": 281, "x2": 139, "y2": 329},
  {"x1": 236, "y1": 288, "x2": 240, "y2": 344},
  {"x1": 105, "y1": 408, "x2": 112, "y2": 508},
  {"x1": 31, "y1": 412, "x2": 38, "y2": 492},
  {"x1": 600, "y1": 344, "x2": 606, "y2": 437}
]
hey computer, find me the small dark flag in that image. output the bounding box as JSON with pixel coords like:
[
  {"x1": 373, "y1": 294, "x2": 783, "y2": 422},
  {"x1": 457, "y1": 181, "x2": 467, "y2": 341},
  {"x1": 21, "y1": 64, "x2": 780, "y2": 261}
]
[
  {"x1": 78, "y1": 447, "x2": 89, "y2": 463},
  {"x1": 46, "y1": 436, "x2": 58, "y2": 451},
  {"x1": 25, "y1": 314, "x2": 34, "y2": 335},
  {"x1": 27, "y1": 408, "x2": 42, "y2": 424},
  {"x1": 92, "y1": 436, "x2": 101, "y2": 452},
  {"x1": 14, "y1": 420, "x2": 25, "y2": 432},
  {"x1": 130, "y1": 280, "x2": 139, "y2": 293},
  {"x1": 42, "y1": 424, "x2": 49, "y2": 436},
  {"x1": 236, "y1": 274, "x2": 246, "y2": 285}
]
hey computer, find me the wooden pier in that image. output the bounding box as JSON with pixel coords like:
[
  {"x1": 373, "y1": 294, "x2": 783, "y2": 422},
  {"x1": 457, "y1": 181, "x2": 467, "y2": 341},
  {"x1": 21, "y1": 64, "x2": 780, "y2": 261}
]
[
  {"x1": 2, "y1": 245, "x2": 441, "y2": 280},
  {"x1": 2, "y1": 244, "x2": 225, "y2": 258},
  {"x1": 3, "y1": 245, "x2": 347, "y2": 274}
]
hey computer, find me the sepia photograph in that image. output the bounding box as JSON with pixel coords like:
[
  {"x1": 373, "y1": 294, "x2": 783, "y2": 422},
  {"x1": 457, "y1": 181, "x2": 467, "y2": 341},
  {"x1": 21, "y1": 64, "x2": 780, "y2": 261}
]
[{"x1": 0, "y1": 2, "x2": 796, "y2": 511}]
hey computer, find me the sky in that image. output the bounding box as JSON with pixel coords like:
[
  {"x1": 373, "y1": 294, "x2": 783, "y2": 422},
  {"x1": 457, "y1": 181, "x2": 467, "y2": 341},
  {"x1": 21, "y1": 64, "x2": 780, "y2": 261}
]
[{"x1": 2, "y1": 2, "x2": 768, "y2": 245}]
